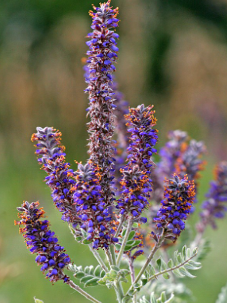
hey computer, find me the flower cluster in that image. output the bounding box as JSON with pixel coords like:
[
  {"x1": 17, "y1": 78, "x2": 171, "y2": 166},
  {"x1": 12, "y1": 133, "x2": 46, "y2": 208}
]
[
  {"x1": 15, "y1": 201, "x2": 70, "y2": 283},
  {"x1": 117, "y1": 105, "x2": 158, "y2": 218},
  {"x1": 197, "y1": 161, "x2": 227, "y2": 232},
  {"x1": 85, "y1": 0, "x2": 119, "y2": 207},
  {"x1": 154, "y1": 174, "x2": 195, "y2": 241},
  {"x1": 158, "y1": 130, "x2": 188, "y2": 178},
  {"x1": 31, "y1": 127, "x2": 80, "y2": 225},
  {"x1": 175, "y1": 139, "x2": 206, "y2": 185},
  {"x1": 151, "y1": 130, "x2": 205, "y2": 205},
  {"x1": 74, "y1": 162, "x2": 118, "y2": 249}
]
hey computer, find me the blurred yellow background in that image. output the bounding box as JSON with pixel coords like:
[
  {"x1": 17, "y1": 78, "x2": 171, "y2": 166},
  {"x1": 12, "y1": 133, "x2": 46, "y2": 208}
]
[{"x1": 1, "y1": 0, "x2": 227, "y2": 302}]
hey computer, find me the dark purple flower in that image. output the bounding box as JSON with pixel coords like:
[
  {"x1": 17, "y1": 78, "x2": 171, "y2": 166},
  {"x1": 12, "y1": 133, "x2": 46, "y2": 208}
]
[
  {"x1": 74, "y1": 162, "x2": 118, "y2": 249},
  {"x1": 197, "y1": 161, "x2": 227, "y2": 232},
  {"x1": 117, "y1": 105, "x2": 158, "y2": 218},
  {"x1": 153, "y1": 174, "x2": 195, "y2": 242},
  {"x1": 15, "y1": 201, "x2": 70, "y2": 283},
  {"x1": 31, "y1": 127, "x2": 80, "y2": 225}
]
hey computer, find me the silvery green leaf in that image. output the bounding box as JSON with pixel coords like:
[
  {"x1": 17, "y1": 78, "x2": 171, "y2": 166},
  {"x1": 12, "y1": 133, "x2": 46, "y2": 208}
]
[
  {"x1": 196, "y1": 239, "x2": 211, "y2": 262},
  {"x1": 216, "y1": 283, "x2": 227, "y2": 303},
  {"x1": 172, "y1": 268, "x2": 185, "y2": 278},
  {"x1": 80, "y1": 275, "x2": 95, "y2": 283},
  {"x1": 84, "y1": 277, "x2": 100, "y2": 287},
  {"x1": 34, "y1": 298, "x2": 44, "y2": 303},
  {"x1": 74, "y1": 272, "x2": 85, "y2": 279},
  {"x1": 178, "y1": 267, "x2": 196, "y2": 278},
  {"x1": 94, "y1": 265, "x2": 102, "y2": 276},
  {"x1": 149, "y1": 291, "x2": 174, "y2": 303}
]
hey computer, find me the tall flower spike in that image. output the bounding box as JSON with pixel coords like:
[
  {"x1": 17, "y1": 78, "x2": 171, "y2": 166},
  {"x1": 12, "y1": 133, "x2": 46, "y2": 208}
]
[
  {"x1": 31, "y1": 127, "x2": 80, "y2": 225},
  {"x1": 74, "y1": 162, "x2": 118, "y2": 249},
  {"x1": 197, "y1": 161, "x2": 227, "y2": 232},
  {"x1": 117, "y1": 104, "x2": 158, "y2": 218},
  {"x1": 85, "y1": 0, "x2": 119, "y2": 207},
  {"x1": 15, "y1": 201, "x2": 70, "y2": 283},
  {"x1": 154, "y1": 174, "x2": 195, "y2": 242}
]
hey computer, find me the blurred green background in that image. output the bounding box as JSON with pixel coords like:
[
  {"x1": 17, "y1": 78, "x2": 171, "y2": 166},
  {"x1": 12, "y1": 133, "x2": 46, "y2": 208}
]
[{"x1": 1, "y1": 0, "x2": 227, "y2": 302}]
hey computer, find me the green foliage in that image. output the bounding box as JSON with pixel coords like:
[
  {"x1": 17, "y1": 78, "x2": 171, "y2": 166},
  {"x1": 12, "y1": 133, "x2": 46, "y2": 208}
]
[
  {"x1": 141, "y1": 245, "x2": 201, "y2": 286},
  {"x1": 195, "y1": 239, "x2": 211, "y2": 262},
  {"x1": 69, "y1": 226, "x2": 93, "y2": 245},
  {"x1": 115, "y1": 229, "x2": 142, "y2": 252},
  {"x1": 68, "y1": 264, "x2": 106, "y2": 287},
  {"x1": 149, "y1": 280, "x2": 193, "y2": 302},
  {"x1": 98, "y1": 266, "x2": 130, "y2": 287},
  {"x1": 139, "y1": 292, "x2": 174, "y2": 303},
  {"x1": 123, "y1": 246, "x2": 201, "y2": 303},
  {"x1": 216, "y1": 283, "x2": 227, "y2": 303},
  {"x1": 68, "y1": 263, "x2": 129, "y2": 288}
]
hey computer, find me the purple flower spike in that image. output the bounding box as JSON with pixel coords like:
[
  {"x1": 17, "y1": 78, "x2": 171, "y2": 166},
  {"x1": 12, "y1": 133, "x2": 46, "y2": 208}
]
[
  {"x1": 85, "y1": 0, "x2": 120, "y2": 207},
  {"x1": 197, "y1": 161, "x2": 227, "y2": 232},
  {"x1": 154, "y1": 174, "x2": 195, "y2": 242},
  {"x1": 15, "y1": 201, "x2": 70, "y2": 283},
  {"x1": 117, "y1": 105, "x2": 158, "y2": 218},
  {"x1": 74, "y1": 162, "x2": 118, "y2": 249},
  {"x1": 31, "y1": 127, "x2": 80, "y2": 226}
]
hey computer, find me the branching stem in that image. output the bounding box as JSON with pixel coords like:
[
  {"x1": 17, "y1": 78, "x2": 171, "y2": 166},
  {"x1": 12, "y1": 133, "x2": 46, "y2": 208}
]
[
  {"x1": 128, "y1": 257, "x2": 136, "y2": 303},
  {"x1": 147, "y1": 251, "x2": 198, "y2": 283},
  {"x1": 68, "y1": 280, "x2": 102, "y2": 303},
  {"x1": 116, "y1": 216, "x2": 133, "y2": 266},
  {"x1": 125, "y1": 230, "x2": 165, "y2": 297},
  {"x1": 89, "y1": 245, "x2": 109, "y2": 272}
]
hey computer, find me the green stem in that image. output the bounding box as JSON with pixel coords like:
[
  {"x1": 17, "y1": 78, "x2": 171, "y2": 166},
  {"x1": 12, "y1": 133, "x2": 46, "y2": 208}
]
[
  {"x1": 116, "y1": 216, "x2": 133, "y2": 266},
  {"x1": 114, "y1": 280, "x2": 124, "y2": 303},
  {"x1": 89, "y1": 245, "x2": 109, "y2": 272},
  {"x1": 107, "y1": 246, "x2": 124, "y2": 303},
  {"x1": 128, "y1": 257, "x2": 136, "y2": 303},
  {"x1": 125, "y1": 230, "x2": 165, "y2": 297},
  {"x1": 110, "y1": 244, "x2": 117, "y2": 265},
  {"x1": 68, "y1": 280, "x2": 102, "y2": 303},
  {"x1": 105, "y1": 249, "x2": 113, "y2": 266}
]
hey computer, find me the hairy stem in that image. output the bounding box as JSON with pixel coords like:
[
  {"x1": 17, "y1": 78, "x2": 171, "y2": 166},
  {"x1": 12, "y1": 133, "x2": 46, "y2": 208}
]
[
  {"x1": 68, "y1": 280, "x2": 102, "y2": 303},
  {"x1": 114, "y1": 280, "x2": 124, "y2": 303},
  {"x1": 128, "y1": 257, "x2": 136, "y2": 303},
  {"x1": 116, "y1": 216, "x2": 133, "y2": 266},
  {"x1": 105, "y1": 249, "x2": 113, "y2": 266},
  {"x1": 108, "y1": 246, "x2": 125, "y2": 302},
  {"x1": 89, "y1": 245, "x2": 109, "y2": 272}
]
